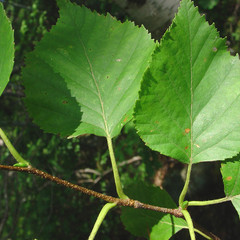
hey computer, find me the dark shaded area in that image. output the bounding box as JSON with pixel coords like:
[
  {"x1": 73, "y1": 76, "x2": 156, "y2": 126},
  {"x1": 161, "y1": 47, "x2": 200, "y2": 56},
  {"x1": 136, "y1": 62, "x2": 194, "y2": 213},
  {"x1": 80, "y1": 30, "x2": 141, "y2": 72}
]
[
  {"x1": 0, "y1": 0, "x2": 240, "y2": 239},
  {"x1": 127, "y1": 0, "x2": 147, "y2": 7}
]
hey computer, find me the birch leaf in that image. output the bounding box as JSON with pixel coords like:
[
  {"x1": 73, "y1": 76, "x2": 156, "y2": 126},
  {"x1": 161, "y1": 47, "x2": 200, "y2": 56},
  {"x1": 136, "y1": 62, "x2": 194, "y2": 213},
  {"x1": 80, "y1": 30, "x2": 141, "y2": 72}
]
[
  {"x1": 23, "y1": 0, "x2": 155, "y2": 137},
  {"x1": 134, "y1": 0, "x2": 240, "y2": 163}
]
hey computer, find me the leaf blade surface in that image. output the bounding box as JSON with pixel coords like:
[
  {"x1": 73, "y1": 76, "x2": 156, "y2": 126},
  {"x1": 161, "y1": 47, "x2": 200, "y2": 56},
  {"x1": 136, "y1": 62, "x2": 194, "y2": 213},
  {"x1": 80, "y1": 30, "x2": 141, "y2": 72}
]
[
  {"x1": 121, "y1": 182, "x2": 187, "y2": 239},
  {"x1": 134, "y1": 0, "x2": 240, "y2": 163},
  {"x1": 23, "y1": 0, "x2": 155, "y2": 137},
  {"x1": 0, "y1": 3, "x2": 14, "y2": 96},
  {"x1": 221, "y1": 155, "x2": 240, "y2": 218}
]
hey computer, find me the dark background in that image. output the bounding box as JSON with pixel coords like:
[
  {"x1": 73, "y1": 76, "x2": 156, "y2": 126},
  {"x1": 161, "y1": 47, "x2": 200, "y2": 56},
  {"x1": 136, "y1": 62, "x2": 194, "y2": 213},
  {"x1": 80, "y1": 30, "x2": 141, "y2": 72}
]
[{"x1": 0, "y1": 0, "x2": 240, "y2": 239}]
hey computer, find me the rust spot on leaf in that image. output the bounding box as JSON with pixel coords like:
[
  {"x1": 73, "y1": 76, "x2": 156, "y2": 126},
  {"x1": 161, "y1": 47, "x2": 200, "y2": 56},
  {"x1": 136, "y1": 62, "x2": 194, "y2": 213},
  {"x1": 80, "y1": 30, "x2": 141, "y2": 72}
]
[
  {"x1": 226, "y1": 176, "x2": 232, "y2": 181},
  {"x1": 185, "y1": 128, "x2": 190, "y2": 134},
  {"x1": 155, "y1": 120, "x2": 159, "y2": 124},
  {"x1": 116, "y1": 59, "x2": 121, "y2": 62},
  {"x1": 62, "y1": 100, "x2": 68, "y2": 104},
  {"x1": 185, "y1": 146, "x2": 189, "y2": 150},
  {"x1": 123, "y1": 117, "x2": 128, "y2": 122}
]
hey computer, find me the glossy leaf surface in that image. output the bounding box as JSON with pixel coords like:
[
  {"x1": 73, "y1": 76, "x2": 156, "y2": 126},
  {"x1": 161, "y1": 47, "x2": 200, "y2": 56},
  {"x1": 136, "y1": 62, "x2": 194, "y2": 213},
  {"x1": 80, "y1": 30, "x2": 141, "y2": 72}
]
[
  {"x1": 0, "y1": 3, "x2": 14, "y2": 96},
  {"x1": 23, "y1": 0, "x2": 155, "y2": 137},
  {"x1": 121, "y1": 182, "x2": 187, "y2": 239},
  {"x1": 134, "y1": 0, "x2": 240, "y2": 163}
]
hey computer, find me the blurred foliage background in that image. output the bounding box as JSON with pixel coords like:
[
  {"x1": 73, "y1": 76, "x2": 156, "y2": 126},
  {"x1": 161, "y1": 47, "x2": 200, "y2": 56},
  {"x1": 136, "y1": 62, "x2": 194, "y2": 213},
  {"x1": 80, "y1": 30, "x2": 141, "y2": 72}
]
[{"x1": 0, "y1": 0, "x2": 240, "y2": 239}]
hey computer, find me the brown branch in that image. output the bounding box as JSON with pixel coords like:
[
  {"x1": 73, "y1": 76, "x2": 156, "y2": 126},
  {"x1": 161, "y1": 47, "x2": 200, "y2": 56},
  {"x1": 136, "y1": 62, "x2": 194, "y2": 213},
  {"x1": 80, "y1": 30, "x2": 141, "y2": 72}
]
[
  {"x1": 0, "y1": 164, "x2": 222, "y2": 240},
  {"x1": 0, "y1": 164, "x2": 182, "y2": 218}
]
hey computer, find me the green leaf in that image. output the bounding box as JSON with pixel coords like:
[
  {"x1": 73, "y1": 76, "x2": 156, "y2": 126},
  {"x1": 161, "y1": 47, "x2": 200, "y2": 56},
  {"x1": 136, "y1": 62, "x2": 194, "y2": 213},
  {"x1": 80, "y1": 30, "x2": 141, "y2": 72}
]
[
  {"x1": 121, "y1": 182, "x2": 187, "y2": 239},
  {"x1": 0, "y1": 2, "x2": 14, "y2": 96},
  {"x1": 221, "y1": 155, "x2": 240, "y2": 218},
  {"x1": 150, "y1": 214, "x2": 188, "y2": 240},
  {"x1": 134, "y1": 0, "x2": 240, "y2": 164},
  {"x1": 23, "y1": 0, "x2": 155, "y2": 138},
  {"x1": 23, "y1": 56, "x2": 83, "y2": 136}
]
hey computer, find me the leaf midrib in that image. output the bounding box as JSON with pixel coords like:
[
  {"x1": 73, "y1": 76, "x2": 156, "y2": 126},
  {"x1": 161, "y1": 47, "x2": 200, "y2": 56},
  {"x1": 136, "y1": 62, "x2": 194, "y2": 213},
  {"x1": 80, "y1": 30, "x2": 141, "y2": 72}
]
[
  {"x1": 78, "y1": 36, "x2": 110, "y2": 137},
  {"x1": 186, "y1": 4, "x2": 194, "y2": 164}
]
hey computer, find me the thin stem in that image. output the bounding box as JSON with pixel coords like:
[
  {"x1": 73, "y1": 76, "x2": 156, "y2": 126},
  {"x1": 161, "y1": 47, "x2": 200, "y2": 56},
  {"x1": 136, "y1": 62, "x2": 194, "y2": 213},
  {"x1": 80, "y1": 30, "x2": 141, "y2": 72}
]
[
  {"x1": 182, "y1": 209, "x2": 195, "y2": 240},
  {"x1": 0, "y1": 128, "x2": 30, "y2": 166},
  {"x1": 181, "y1": 225, "x2": 214, "y2": 239},
  {"x1": 106, "y1": 136, "x2": 128, "y2": 199},
  {"x1": 194, "y1": 228, "x2": 212, "y2": 240},
  {"x1": 0, "y1": 164, "x2": 183, "y2": 217},
  {"x1": 88, "y1": 202, "x2": 116, "y2": 240},
  {"x1": 179, "y1": 162, "x2": 192, "y2": 205},
  {"x1": 193, "y1": 221, "x2": 221, "y2": 240},
  {"x1": 188, "y1": 196, "x2": 230, "y2": 207},
  {"x1": 0, "y1": 164, "x2": 221, "y2": 239}
]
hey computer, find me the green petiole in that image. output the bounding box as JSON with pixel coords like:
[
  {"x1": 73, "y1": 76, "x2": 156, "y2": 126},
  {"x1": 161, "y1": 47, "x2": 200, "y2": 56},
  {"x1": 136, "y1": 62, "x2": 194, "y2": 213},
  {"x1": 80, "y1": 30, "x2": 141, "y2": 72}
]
[
  {"x1": 106, "y1": 136, "x2": 128, "y2": 199},
  {"x1": 188, "y1": 196, "x2": 231, "y2": 207},
  {"x1": 0, "y1": 128, "x2": 30, "y2": 167},
  {"x1": 179, "y1": 162, "x2": 193, "y2": 205},
  {"x1": 182, "y1": 209, "x2": 196, "y2": 240},
  {"x1": 88, "y1": 202, "x2": 117, "y2": 240}
]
